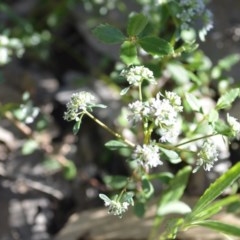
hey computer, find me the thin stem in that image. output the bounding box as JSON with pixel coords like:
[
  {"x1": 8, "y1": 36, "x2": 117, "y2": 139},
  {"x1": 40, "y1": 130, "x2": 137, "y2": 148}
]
[
  {"x1": 139, "y1": 83, "x2": 143, "y2": 101},
  {"x1": 85, "y1": 111, "x2": 135, "y2": 148},
  {"x1": 175, "y1": 133, "x2": 218, "y2": 147}
]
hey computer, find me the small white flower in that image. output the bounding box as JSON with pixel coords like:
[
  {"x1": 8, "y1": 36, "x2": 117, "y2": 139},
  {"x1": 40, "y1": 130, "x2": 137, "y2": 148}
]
[
  {"x1": 99, "y1": 193, "x2": 134, "y2": 218},
  {"x1": 133, "y1": 143, "x2": 162, "y2": 168},
  {"x1": 128, "y1": 100, "x2": 145, "y2": 124},
  {"x1": 165, "y1": 91, "x2": 183, "y2": 112},
  {"x1": 196, "y1": 139, "x2": 218, "y2": 171},
  {"x1": 127, "y1": 92, "x2": 182, "y2": 143},
  {"x1": 157, "y1": 118, "x2": 181, "y2": 143},
  {"x1": 64, "y1": 91, "x2": 96, "y2": 121},
  {"x1": 150, "y1": 95, "x2": 177, "y2": 127},
  {"x1": 227, "y1": 113, "x2": 240, "y2": 140},
  {"x1": 128, "y1": 100, "x2": 151, "y2": 124},
  {"x1": 121, "y1": 66, "x2": 155, "y2": 86}
]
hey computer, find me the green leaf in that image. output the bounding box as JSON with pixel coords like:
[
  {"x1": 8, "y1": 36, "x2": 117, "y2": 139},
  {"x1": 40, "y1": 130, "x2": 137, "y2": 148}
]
[
  {"x1": 99, "y1": 193, "x2": 111, "y2": 204},
  {"x1": 36, "y1": 116, "x2": 48, "y2": 131},
  {"x1": 157, "y1": 201, "x2": 191, "y2": 216},
  {"x1": 105, "y1": 140, "x2": 128, "y2": 150},
  {"x1": 120, "y1": 41, "x2": 139, "y2": 65},
  {"x1": 127, "y1": 13, "x2": 148, "y2": 36},
  {"x1": 103, "y1": 175, "x2": 128, "y2": 189},
  {"x1": 193, "y1": 220, "x2": 240, "y2": 237},
  {"x1": 122, "y1": 192, "x2": 134, "y2": 205},
  {"x1": 211, "y1": 66, "x2": 221, "y2": 79},
  {"x1": 63, "y1": 160, "x2": 77, "y2": 180},
  {"x1": 120, "y1": 87, "x2": 130, "y2": 96},
  {"x1": 191, "y1": 162, "x2": 240, "y2": 217},
  {"x1": 208, "y1": 109, "x2": 219, "y2": 123},
  {"x1": 148, "y1": 172, "x2": 174, "y2": 184},
  {"x1": 157, "y1": 166, "x2": 192, "y2": 210},
  {"x1": 192, "y1": 195, "x2": 240, "y2": 220},
  {"x1": 188, "y1": 71, "x2": 202, "y2": 85},
  {"x1": 185, "y1": 93, "x2": 201, "y2": 112},
  {"x1": 43, "y1": 157, "x2": 62, "y2": 172},
  {"x1": 142, "y1": 176, "x2": 154, "y2": 199},
  {"x1": 214, "y1": 119, "x2": 231, "y2": 136},
  {"x1": 160, "y1": 148, "x2": 181, "y2": 164},
  {"x1": 216, "y1": 88, "x2": 240, "y2": 110},
  {"x1": 138, "y1": 36, "x2": 173, "y2": 56},
  {"x1": 92, "y1": 24, "x2": 126, "y2": 44},
  {"x1": 167, "y1": 63, "x2": 189, "y2": 84},
  {"x1": 134, "y1": 201, "x2": 145, "y2": 218},
  {"x1": 21, "y1": 139, "x2": 39, "y2": 155},
  {"x1": 73, "y1": 118, "x2": 82, "y2": 135},
  {"x1": 218, "y1": 54, "x2": 240, "y2": 71}
]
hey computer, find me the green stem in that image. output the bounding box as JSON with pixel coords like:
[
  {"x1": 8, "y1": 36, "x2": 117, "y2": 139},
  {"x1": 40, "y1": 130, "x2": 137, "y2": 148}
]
[
  {"x1": 139, "y1": 83, "x2": 143, "y2": 101},
  {"x1": 175, "y1": 133, "x2": 218, "y2": 147},
  {"x1": 144, "y1": 122, "x2": 154, "y2": 144},
  {"x1": 85, "y1": 111, "x2": 135, "y2": 148},
  {"x1": 148, "y1": 216, "x2": 163, "y2": 240}
]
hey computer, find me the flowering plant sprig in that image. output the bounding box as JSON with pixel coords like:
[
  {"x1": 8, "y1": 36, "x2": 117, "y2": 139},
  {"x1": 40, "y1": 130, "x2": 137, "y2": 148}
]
[
  {"x1": 64, "y1": 4, "x2": 240, "y2": 239},
  {"x1": 99, "y1": 192, "x2": 134, "y2": 218}
]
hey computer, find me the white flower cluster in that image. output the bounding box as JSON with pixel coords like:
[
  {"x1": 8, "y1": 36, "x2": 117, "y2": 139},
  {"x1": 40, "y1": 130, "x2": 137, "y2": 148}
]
[
  {"x1": 132, "y1": 142, "x2": 162, "y2": 168},
  {"x1": 0, "y1": 35, "x2": 24, "y2": 65},
  {"x1": 176, "y1": 0, "x2": 213, "y2": 39},
  {"x1": 99, "y1": 193, "x2": 134, "y2": 218},
  {"x1": 128, "y1": 91, "x2": 182, "y2": 142},
  {"x1": 121, "y1": 66, "x2": 155, "y2": 86},
  {"x1": 227, "y1": 114, "x2": 240, "y2": 140},
  {"x1": 63, "y1": 91, "x2": 96, "y2": 121},
  {"x1": 105, "y1": 199, "x2": 129, "y2": 216},
  {"x1": 196, "y1": 139, "x2": 218, "y2": 171}
]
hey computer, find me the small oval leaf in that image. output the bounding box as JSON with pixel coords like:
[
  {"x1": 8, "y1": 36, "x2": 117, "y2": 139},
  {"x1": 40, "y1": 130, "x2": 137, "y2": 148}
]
[
  {"x1": 21, "y1": 139, "x2": 39, "y2": 155},
  {"x1": 185, "y1": 93, "x2": 201, "y2": 112},
  {"x1": 218, "y1": 54, "x2": 240, "y2": 71},
  {"x1": 157, "y1": 201, "x2": 191, "y2": 216},
  {"x1": 216, "y1": 88, "x2": 240, "y2": 110},
  {"x1": 103, "y1": 175, "x2": 128, "y2": 189},
  {"x1": 138, "y1": 36, "x2": 173, "y2": 56},
  {"x1": 120, "y1": 41, "x2": 139, "y2": 65},
  {"x1": 120, "y1": 87, "x2": 130, "y2": 96},
  {"x1": 105, "y1": 140, "x2": 128, "y2": 150},
  {"x1": 142, "y1": 176, "x2": 154, "y2": 199},
  {"x1": 127, "y1": 13, "x2": 148, "y2": 36},
  {"x1": 160, "y1": 147, "x2": 181, "y2": 164},
  {"x1": 134, "y1": 201, "x2": 145, "y2": 218},
  {"x1": 63, "y1": 160, "x2": 77, "y2": 180},
  {"x1": 92, "y1": 24, "x2": 126, "y2": 44},
  {"x1": 73, "y1": 119, "x2": 82, "y2": 135},
  {"x1": 208, "y1": 109, "x2": 219, "y2": 123}
]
